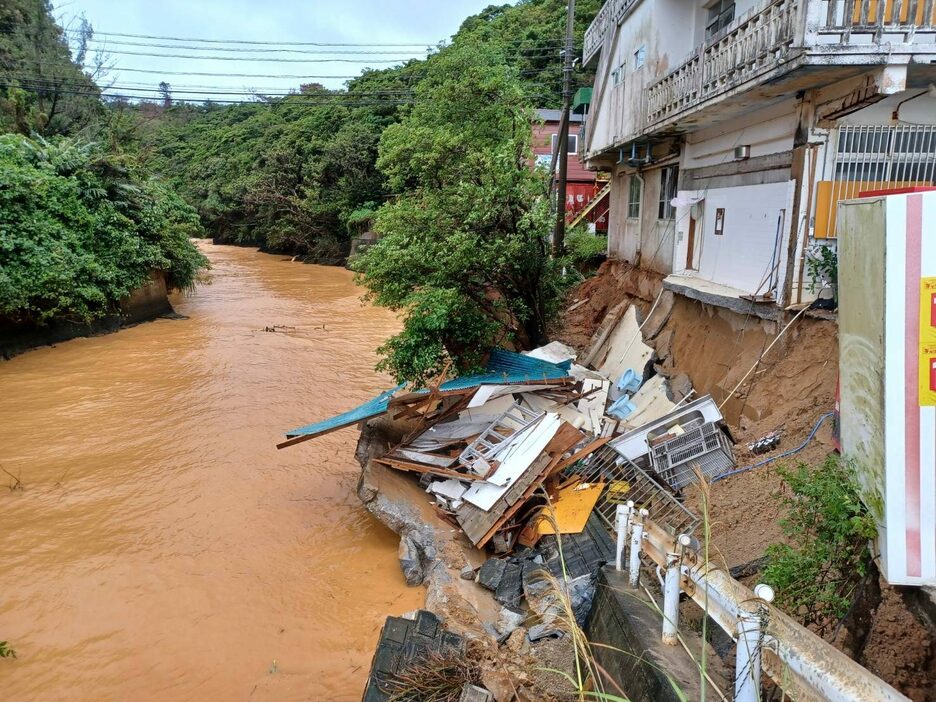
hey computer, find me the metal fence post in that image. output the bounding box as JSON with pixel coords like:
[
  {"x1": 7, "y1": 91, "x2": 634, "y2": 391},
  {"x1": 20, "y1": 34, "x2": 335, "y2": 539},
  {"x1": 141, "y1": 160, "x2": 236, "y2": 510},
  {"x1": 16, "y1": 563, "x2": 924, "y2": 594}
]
[
  {"x1": 628, "y1": 507, "x2": 648, "y2": 588},
  {"x1": 735, "y1": 583, "x2": 775, "y2": 702}
]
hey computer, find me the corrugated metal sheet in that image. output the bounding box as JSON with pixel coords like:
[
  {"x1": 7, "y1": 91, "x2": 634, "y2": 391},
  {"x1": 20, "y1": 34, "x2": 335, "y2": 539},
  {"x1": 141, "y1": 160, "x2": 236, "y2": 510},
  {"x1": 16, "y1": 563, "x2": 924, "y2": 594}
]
[
  {"x1": 433, "y1": 349, "x2": 571, "y2": 392},
  {"x1": 285, "y1": 385, "x2": 403, "y2": 438},
  {"x1": 282, "y1": 350, "x2": 570, "y2": 441}
]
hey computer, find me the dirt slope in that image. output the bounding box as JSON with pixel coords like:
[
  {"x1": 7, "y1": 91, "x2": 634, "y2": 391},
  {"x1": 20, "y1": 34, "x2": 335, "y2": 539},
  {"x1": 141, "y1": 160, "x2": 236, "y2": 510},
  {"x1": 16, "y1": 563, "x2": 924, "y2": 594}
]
[{"x1": 557, "y1": 262, "x2": 936, "y2": 700}]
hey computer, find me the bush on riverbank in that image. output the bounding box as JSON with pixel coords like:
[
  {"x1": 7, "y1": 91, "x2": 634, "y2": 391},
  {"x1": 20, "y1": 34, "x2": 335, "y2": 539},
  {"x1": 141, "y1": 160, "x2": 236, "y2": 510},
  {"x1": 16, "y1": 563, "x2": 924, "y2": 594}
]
[{"x1": 0, "y1": 134, "x2": 208, "y2": 324}]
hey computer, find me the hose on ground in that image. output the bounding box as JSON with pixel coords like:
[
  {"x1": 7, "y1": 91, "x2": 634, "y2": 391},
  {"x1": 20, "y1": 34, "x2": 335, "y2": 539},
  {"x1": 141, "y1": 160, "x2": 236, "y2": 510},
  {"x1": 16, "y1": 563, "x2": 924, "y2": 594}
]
[{"x1": 712, "y1": 411, "x2": 836, "y2": 483}]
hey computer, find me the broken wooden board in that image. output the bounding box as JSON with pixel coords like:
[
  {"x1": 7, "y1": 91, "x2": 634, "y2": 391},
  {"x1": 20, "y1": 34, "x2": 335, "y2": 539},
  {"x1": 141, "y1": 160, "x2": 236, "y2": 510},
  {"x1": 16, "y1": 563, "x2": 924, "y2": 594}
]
[
  {"x1": 374, "y1": 457, "x2": 486, "y2": 482},
  {"x1": 532, "y1": 482, "x2": 605, "y2": 536}
]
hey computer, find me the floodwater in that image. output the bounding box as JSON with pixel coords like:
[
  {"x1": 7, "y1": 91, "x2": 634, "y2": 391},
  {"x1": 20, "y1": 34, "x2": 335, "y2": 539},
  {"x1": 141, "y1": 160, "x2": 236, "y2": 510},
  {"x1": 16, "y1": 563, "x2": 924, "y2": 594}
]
[{"x1": 0, "y1": 242, "x2": 423, "y2": 701}]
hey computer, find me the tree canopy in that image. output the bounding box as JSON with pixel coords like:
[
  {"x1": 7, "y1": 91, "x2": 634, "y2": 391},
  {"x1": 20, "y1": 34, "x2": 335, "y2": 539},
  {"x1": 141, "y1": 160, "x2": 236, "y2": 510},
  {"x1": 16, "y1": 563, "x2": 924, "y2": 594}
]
[
  {"x1": 0, "y1": 134, "x2": 207, "y2": 324},
  {"x1": 352, "y1": 43, "x2": 562, "y2": 384}
]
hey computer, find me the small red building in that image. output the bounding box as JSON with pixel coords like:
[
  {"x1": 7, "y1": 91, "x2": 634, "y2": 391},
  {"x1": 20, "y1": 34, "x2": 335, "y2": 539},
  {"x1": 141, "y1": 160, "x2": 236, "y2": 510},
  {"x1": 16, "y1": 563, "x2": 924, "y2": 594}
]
[{"x1": 532, "y1": 108, "x2": 608, "y2": 232}]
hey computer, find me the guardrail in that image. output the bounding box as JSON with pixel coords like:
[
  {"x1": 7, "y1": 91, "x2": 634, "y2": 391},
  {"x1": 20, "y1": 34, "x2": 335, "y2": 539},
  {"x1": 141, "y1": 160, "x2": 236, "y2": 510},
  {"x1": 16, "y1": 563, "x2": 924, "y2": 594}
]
[
  {"x1": 817, "y1": 0, "x2": 936, "y2": 42},
  {"x1": 615, "y1": 504, "x2": 911, "y2": 702}
]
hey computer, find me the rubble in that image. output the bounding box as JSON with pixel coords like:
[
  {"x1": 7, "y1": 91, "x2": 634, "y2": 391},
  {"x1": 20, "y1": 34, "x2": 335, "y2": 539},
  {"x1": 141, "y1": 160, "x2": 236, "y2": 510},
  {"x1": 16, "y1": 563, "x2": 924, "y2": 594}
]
[{"x1": 279, "y1": 304, "x2": 740, "y2": 699}]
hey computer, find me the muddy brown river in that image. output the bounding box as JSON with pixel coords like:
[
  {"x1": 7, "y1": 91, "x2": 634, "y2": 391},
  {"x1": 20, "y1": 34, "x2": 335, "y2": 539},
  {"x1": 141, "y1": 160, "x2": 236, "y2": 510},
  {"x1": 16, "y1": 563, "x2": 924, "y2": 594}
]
[{"x1": 0, "y1": 242, "x2": 423, "y2": 701}]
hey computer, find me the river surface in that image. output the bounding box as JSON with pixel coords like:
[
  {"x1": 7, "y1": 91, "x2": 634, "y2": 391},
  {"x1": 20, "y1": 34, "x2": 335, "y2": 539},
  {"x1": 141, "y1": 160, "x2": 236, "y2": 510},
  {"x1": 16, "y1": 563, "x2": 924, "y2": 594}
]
[{"x1": 0, "y1": 242, "x2": 423, "y2": 701}]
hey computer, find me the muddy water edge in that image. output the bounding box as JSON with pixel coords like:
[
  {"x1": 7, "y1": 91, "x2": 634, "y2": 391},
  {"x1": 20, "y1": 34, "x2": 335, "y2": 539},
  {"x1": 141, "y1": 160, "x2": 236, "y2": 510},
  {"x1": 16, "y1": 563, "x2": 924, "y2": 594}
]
[{"x1": 0, "y1": 242, "x2": 423, "y2": 701}]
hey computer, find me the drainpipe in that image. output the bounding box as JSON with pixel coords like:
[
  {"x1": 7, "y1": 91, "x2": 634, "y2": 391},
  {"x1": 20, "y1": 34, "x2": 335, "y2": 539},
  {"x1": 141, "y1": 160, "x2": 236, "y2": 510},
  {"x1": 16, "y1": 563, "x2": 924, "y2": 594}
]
[
  {"x1": 735, "y1": 583, "x2": 775, "y2": 702},
  {"x1": 615, "y1": 502, "x2": 633, "y2": 571},
  {"x1": 628, "y1": 508, "x2": 649, "y2": 588}
]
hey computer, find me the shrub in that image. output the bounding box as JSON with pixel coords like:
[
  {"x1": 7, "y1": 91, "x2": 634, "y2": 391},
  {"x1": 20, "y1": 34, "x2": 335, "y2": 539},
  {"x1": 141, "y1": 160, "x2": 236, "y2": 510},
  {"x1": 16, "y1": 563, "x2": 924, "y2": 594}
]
[{"x1": 763, "y1": 456, "x2": 877, "y2": 635}]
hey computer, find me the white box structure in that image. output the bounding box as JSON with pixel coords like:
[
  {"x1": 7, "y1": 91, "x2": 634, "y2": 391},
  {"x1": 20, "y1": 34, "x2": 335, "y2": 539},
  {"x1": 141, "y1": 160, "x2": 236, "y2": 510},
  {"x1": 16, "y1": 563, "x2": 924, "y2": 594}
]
[{"x1": 838, "y1": 191, "x2": 936, "y2": 586}]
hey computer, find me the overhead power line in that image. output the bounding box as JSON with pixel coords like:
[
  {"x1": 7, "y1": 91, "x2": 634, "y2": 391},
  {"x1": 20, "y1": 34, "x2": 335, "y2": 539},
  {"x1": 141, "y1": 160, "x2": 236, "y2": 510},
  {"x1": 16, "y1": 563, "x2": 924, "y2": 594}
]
[{"x1": 83, "y1": 49, "x2": 423, "y2": 63}]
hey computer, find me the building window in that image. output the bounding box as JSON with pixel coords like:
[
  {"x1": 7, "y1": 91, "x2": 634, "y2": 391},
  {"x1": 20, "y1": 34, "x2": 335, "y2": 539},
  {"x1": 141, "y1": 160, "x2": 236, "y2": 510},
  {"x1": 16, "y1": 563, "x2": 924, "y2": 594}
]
[
  {"x1": 628, "y1": 175, "x2": 642, "y2": 218},
  {"x1": 706, "y1": 0, "x2": 735, "y2": 38},
  {"x1": 611, "y1": 62, "x2": 625, "y2": 86},
  {"x1": 551, "y1": 133, "x2": 578, "y2": 155},
  {"x1": 633, "y1": 46, "x2": 646, "y2": 70},
  {"x1": 658, "y1": 166, "x2": 678, "y2": 220}
]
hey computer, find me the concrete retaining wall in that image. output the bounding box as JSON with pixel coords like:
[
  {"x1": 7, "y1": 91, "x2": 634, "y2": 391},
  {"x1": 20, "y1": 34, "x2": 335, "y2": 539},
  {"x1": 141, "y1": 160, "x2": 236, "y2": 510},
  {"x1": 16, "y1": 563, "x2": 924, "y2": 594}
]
[{"x1": 0, "y1": 270, "x2": 172, "y2": 359}]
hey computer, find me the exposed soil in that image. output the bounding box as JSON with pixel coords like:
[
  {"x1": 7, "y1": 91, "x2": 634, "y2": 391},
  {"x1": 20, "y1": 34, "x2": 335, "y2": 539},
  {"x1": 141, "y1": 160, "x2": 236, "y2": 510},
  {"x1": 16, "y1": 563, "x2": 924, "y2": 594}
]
[{"x1": 556, "y1": 263, "x2": 936, "y2": 700}]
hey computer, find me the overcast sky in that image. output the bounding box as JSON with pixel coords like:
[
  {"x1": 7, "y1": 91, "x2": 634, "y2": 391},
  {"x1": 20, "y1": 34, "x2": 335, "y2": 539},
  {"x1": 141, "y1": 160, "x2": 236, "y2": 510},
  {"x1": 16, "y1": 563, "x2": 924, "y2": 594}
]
[{"x1": 55, "y1": 0, "x2": 500, "y2": 102}]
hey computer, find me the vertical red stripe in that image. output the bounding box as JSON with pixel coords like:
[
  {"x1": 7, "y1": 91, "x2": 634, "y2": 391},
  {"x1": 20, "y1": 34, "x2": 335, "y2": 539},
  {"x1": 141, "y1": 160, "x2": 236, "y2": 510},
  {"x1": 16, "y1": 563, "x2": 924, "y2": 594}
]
[{"x1": 906, "y1": 195, "x2": 923, "y2": 577}]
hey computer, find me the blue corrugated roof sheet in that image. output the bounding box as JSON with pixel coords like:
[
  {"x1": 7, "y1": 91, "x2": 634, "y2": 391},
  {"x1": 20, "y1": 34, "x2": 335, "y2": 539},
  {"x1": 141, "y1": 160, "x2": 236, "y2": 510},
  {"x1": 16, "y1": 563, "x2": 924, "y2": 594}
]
[
  {"x1": 285, "y1": 385, "x2": 403, "y2": 438},
  {"x1": 283, "y1": 350, "x2": 570, "y2": 440},
  {"x1": 432, "y1": 349, "x2": 570, "y2": 392}
]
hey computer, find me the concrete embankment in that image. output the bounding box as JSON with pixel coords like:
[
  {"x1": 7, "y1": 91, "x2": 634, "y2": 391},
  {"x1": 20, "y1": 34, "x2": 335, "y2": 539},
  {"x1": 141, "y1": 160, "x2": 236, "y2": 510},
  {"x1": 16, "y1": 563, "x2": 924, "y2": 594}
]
[{"x1": 1, "y1": 271, "x2": 173, "y2": 359}]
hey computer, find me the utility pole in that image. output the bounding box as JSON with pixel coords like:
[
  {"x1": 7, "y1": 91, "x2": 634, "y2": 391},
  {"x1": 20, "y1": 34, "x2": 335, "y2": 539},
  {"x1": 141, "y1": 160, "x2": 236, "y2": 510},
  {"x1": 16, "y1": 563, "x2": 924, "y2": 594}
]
[{"x1": 553, "y1": 0, "x2": 576, "y2": 257}]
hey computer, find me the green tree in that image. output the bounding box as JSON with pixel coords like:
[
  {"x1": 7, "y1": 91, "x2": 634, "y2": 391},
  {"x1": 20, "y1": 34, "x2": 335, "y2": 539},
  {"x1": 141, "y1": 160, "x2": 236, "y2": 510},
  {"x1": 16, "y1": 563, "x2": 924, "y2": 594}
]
[
  {"x1": 0, "y1": 0, "x2": 103, "y2": 136},
  {"x1": 353, "y1": 42, "x2": 561, "y2": 385},
  {"x1": 0, "y1": 134, "x2": 208, "y2": 324}
]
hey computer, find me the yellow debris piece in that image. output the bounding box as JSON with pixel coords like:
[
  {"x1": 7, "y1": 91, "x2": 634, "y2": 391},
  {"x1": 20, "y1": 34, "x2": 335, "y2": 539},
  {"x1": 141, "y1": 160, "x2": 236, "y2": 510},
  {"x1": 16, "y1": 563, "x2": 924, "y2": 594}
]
[
  {"x1": 536, "y1": 482, "x2": 606, "y2": 535},
  {"x1": 604, "y1": 480, "x2": 631, "y2": 504}
]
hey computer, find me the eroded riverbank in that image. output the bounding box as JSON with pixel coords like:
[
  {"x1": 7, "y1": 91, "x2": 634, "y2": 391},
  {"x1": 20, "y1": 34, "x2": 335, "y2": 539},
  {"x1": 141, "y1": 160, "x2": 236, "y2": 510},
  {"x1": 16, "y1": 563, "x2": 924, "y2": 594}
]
[{"x1": 0, "y1": 242, "x2": 423, "y2": 701}]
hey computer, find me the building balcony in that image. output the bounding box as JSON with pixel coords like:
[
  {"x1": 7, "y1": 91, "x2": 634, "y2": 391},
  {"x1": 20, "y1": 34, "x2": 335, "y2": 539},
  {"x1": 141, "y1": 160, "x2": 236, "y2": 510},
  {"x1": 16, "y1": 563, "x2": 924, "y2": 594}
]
[
  {"x1": 583, "y1": 0, "x2": 936, "y2": 154},
  {"x1": 646, "y1": 0, "x2": 936, "y2": 130}
]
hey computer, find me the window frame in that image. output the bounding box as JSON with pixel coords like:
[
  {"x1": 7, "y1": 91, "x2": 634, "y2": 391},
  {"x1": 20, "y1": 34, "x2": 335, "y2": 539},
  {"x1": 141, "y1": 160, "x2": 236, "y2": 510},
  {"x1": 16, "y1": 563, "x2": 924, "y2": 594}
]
[
  {"x1": 551, "y1": 132, "x2": 578, "y2": 155},
  {"x1": 657, "y1": 166, "x2": 679, "y2": 220},
  {"x1": 627, "y1": 175, "x2": 642, "y2": 219},
  {"x1": 633, "y1": 45, "x2": 646, "y2": 70},
  {"x1": 705, "y1": 0, "x2": 735, "y2": 39}
]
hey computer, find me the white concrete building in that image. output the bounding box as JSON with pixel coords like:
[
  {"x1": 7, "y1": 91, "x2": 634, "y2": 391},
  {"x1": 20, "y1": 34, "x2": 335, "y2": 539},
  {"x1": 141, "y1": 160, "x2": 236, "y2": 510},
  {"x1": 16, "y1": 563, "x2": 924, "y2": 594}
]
[{"x1": 582, "y1": 0, "x2": 936, "y2": 315}]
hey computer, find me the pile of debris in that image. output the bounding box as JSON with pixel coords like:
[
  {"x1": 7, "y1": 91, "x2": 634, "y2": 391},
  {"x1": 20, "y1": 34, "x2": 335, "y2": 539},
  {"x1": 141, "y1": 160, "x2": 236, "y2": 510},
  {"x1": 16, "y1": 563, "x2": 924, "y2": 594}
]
[{"x1": 280, "y1": 303, "x2": 740, "y2": 699}]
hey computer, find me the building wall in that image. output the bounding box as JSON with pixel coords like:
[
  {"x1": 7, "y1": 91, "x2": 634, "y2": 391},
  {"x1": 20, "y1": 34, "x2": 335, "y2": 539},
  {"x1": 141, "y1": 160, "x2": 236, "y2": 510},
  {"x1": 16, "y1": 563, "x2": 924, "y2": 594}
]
[
  {"x1": 682, "y1": 100, "x2": 797, "y2": 170},
  {"x1": 672, "y1": 180, "x2": 796, "y2": 295},
  {"x1": 532, "y1": 120, "x2": 593, "y2": 182},
  {"x1": 585, "y1": 0, "x2": 700, "y2": 157},
  {"x1": 608, "y1": 161, "x2": 677, "y2": 274}
]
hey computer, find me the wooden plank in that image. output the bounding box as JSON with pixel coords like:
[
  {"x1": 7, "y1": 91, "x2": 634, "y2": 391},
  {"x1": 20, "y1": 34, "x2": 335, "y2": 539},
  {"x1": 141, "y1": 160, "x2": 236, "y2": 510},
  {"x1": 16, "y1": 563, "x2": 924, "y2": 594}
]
[
  {"x1": 390, "y1": 449, "x2": 458, "y2": 468},
  {"x1": 374, "y1": 457, "x2": 486, "y2": 482}
]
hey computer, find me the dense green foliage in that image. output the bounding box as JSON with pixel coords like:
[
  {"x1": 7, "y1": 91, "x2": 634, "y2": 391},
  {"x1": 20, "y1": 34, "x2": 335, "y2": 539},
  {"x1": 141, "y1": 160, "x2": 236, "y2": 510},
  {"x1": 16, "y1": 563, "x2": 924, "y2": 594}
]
[
  {"x1": 0, "y1": 0, "x2": 102, "y2": 136},
  {"x1": 0, "y1": 134, "x2": 208, "y2": 324},
  {"x1": 138, "y1": 70, "x2": 419, "y2": 262},
  {"x1": 352, "y1": 43, "x2": 562, "y2": 384},
  {"x1": 125, "y1": 0, "x2": 601, "y2": 265},
  {"x1": 763, "y1": 457, "x2": 877, "y2": 635},
  {"x1": 0, "y1": 1, "x2": 208, "y2": 329}
]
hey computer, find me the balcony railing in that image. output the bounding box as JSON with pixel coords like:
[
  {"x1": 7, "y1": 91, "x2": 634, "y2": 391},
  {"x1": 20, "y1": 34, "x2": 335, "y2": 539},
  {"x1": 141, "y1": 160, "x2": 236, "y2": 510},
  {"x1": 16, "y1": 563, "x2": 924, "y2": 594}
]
[
  {"x1": 583, "y1": 0, "x2": 642, "y2": 64},
  {"x1": 816, "y1": 0, "x2": 936, "y2": 42},
  {"x1": 647, "y1": 0, "x2": 801, "y2": 126}
]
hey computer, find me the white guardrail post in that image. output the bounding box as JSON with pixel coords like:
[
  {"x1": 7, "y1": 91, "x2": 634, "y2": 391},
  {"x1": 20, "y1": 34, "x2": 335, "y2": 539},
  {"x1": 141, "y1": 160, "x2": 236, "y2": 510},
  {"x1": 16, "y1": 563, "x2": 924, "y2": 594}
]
[
  {"x1": 615, "y1": 502, "x2": 633, "y2": 571},
  {"x1": 629, "y1": 515, "x2": 912, "y2": 702},
  {"x1": 661, "y1": 534, "x2": 691, "y2": 646},
  {"x1": 628, "y1": 508, "x2": 648, "y2": 588},
  {"x1": 734, "y1": 583, "x2": 775, "y2": 702}
]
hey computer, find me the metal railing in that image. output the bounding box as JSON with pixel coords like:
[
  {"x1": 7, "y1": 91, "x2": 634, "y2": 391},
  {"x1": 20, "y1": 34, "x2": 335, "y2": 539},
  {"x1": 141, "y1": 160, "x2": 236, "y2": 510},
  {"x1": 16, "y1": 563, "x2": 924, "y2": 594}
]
[
  {"x1": 816, "y1": 0, "x2": 936, "y2": 42},
  {"x1": 614, "y1": 509, "x2": 912, "y2": 702},
  {"x1": 570, "y1": 445, "x2": 700, "y2": 537},
  {"x1": 816, "y1": 124, "x2": 936, "y2": 236},
  {"x1": 647, "y1": 0, "x2": 801, "y2": 126}
]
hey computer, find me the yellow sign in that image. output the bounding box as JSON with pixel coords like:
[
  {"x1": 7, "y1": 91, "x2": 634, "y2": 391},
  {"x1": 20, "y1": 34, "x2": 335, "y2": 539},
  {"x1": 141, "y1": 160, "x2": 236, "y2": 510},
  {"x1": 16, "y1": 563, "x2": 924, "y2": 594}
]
[
  {"x1": 920, "y1": 343, "x2": 936, "y2": 407},
  {"x1": 920, "y1": 279, "x2": 936, "y2": 406},
  {"x1": 921, "y1": 278, "x2": 936, "y2": 346}
]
